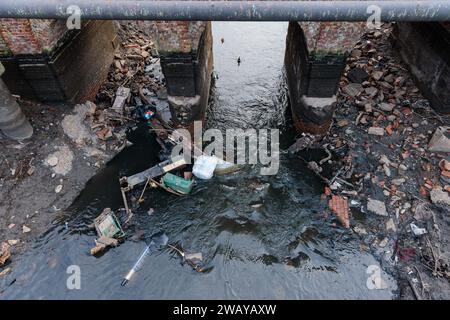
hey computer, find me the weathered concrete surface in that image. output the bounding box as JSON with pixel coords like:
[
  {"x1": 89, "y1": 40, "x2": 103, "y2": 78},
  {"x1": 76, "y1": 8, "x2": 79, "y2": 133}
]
[
  {"x1": 0, "y1": 101, "x2": 119, "y2": 261},
  {"x1": 299, "y1": 22, "x2": 366, "y2": 55},
  {"x1": 394, "y1": 22, "x2": 450, "y2": 114},
  {"x1": 0, "y1": 20, "x2": 118, "y2": 103},
  {"x1": 54, "y1": 21, "x2": 118, "y2": 103},
  {"x1": 285, "y1": 22, "x2": 347, "y2": 134},
  {"x1": 285, "y1": 21, "x2": 365, "y2": 135}
]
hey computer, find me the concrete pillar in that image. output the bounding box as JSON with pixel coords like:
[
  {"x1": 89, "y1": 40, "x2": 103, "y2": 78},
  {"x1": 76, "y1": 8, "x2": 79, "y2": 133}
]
[
  {"x1": 0, "y1": 62, "x2": 33, "y2": 140},
  {"x1": 394, "y1": 22, "x2": 450, "y2": 114},
  {"x1": 285, "y1": 22, "x2": 365, "y2": 135},
  {"x1": 153, "y1": 21, "x2": 213, "y2": 128},
  {"x1": 0, "y1": 19, "x2": 118, "y2": 103}
]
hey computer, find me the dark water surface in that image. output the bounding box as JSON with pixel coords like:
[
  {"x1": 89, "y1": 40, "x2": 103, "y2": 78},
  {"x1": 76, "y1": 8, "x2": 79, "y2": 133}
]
[{"x1": 1, "y1": 22, "x2": 396, "y2": 299}]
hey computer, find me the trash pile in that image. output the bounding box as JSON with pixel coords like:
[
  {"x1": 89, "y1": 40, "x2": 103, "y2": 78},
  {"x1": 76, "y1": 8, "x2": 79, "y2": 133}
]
[
  {"x1": 119, "y1": 124, "x2": 239, "y2": 221},
  {"x1": 88, "y1": 134, "x2": 237, "y2": 283},
  {"x1": 97, "y1": 22, "x2": 165, "y2": 109},
  {"x1": 95, "y1": 21, "x2": 171, "y2": 135},
  {"x1": 287, "y1": 24, "x2": 450, "y2": 298},
  {"x1": 86, "y1": 113, "x2": 241, "y2": 283}
]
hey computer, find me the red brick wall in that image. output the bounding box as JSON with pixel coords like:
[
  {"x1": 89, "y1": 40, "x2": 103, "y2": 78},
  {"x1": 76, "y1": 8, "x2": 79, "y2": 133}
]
[
  {"x1": 0, "y1": 33, "x2": 8, "y2": 55},
  {"x1": 0, "y1": 17, "x2": 204, "y2": 57},
  {"x1": 153, "y1": 21, "x2": 206, "y2": 54},
  {"x1": 30, "y1": 20, "x2": 68, "y2": 53},
  {"x1": 0, "y1": 19, "x2": 41, "y2": 55},
  {"x1": 0, "y1": 19, "x2": 67, "y2": 56}
]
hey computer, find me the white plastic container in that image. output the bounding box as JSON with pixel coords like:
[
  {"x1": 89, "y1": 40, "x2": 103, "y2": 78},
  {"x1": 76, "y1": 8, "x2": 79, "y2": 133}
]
[{"x1": 193, "y1": 156, "x2": 218, "y2": 180}]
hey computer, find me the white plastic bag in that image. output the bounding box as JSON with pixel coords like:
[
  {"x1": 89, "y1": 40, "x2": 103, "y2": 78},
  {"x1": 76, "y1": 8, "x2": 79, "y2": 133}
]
[{"x1": 193, "y1": 156, "x2": 218, "y2": 180}]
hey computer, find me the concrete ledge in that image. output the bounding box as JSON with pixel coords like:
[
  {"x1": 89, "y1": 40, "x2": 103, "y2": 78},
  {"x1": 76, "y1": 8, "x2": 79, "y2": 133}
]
[{"x1": 168, "y1": 95, "x2": 201, "y2": 126}]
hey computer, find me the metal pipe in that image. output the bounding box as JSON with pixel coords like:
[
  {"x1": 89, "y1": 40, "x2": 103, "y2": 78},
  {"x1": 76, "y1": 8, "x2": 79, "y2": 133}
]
[
  {"x1": 0, "y1": 1, "x2": 449, "y2": 22},
  {"x1": 0, "y1": 63, "x2": 33, "y2": 140}
]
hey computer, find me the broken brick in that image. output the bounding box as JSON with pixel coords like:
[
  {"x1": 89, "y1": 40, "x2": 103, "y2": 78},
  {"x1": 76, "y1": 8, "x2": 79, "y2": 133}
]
[
  {"x1": 328, "y1": 195, "x2": 350, "y2": 229},
  {"x1": 0, "y1": 242, "x2": 11, "y2": 266}
]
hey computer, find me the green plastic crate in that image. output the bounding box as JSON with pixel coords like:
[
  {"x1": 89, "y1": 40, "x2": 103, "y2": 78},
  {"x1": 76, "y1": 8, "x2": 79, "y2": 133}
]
[{"x1": 161, "y1": 173, "x2": 194, "y2": 195}]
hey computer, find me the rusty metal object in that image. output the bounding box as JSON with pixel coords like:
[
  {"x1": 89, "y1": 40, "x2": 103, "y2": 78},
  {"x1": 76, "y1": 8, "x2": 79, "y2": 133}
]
[
  {"x1": 0, "y1": 1, "x2": 449, "y2": 22},
  {"x1": 292, "y1": 109, "x2": 332, "y2": 136}
]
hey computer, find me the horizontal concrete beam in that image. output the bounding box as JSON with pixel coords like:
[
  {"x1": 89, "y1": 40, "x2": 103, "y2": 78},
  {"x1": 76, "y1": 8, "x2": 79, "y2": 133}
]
[{"x1": 0, "y1": 1, "x2": 449, "y2": 22}]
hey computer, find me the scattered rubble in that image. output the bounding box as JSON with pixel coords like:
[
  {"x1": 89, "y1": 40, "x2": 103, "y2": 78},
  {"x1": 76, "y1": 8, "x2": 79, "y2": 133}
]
[
  {"x1": 410, "y1": 223, "x2": 427, "y2": 236},
  {"x1": 428, "y1": 127, "x2": 450, "y2": 153},
  {"x1": 367, "y1": 199, "x2": 388, "y2": 216},
  {"x1": 317, "y1": 24, "x2": 450, "y2": 299},
  {"x1": 45, "y1": 145, "x2": 74, "y2": 176},
  {"x1": 368, "y1": 127, "x2": 385, "y2": 136},
  {"x1": 430, "y1": 187, "x2": 450, "y2": 206},
  {"x1": 1, "y1": 20, "x2": 449, "y2": 299},
  {"x1": 0, "y1": 267, "x2": 11, "y2": 278},
  {"x1": 0, "y1": 242, "x2": 11, "y2": 265}
]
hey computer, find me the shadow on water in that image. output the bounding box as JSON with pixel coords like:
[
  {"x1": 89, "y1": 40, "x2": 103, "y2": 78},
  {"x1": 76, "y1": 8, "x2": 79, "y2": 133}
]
[{"x1": 0, "y1": 22, "x2": 396, "y2": 299}]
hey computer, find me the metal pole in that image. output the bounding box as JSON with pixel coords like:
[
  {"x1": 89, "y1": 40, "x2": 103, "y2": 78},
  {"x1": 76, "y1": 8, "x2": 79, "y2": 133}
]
[{"x1": 0, "y1": 1, "x2": 449, "y2": 22}]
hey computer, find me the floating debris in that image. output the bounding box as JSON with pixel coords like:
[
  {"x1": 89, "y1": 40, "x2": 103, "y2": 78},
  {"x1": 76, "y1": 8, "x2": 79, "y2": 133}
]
[
  {"x1": 161, "y1": 173, "x2": 194, "y2": 195},
  {"x1": 121, "y1": 232, "x2": 168, "y2": 286},
  {"x1": 90, "y1": 208, "x2": 125, "y2": 255},
  {"x1": 168, "y1": 244, "x2": 205, "y2": 273}
]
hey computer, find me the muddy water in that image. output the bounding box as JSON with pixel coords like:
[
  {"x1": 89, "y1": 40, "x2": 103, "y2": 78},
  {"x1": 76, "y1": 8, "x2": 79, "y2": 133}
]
[{"x1": 1, "y1": 22, "x2": 396, "y2": 299}]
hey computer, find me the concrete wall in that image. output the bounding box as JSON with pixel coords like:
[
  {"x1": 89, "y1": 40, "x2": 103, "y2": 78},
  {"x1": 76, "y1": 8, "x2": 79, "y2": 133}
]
[
  {"x1": 0, "y1": 32, "x2": 10, "y2": 56},
  {"x1": 285, "y1": 22, "x2": 364, "y2": 134},
  {"x1": 152, "y1": 21, "x2": 213, "y2": 128},
  {"x1": 0, "y1": 20, "x2": 118, "y2": 103},
  {"x1": 394, "y1": 22, "x2": 450, "y2": 114}
]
